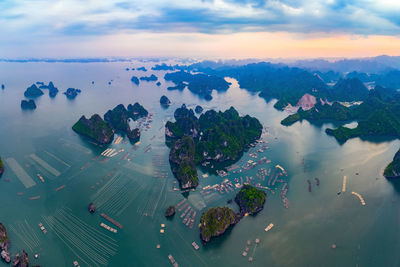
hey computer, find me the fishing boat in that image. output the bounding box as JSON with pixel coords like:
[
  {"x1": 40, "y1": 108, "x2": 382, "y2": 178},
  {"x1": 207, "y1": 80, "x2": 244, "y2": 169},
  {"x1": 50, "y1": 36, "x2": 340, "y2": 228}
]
[{"x1": 264, "y1": 223, "x2": 274, "y2": 232}]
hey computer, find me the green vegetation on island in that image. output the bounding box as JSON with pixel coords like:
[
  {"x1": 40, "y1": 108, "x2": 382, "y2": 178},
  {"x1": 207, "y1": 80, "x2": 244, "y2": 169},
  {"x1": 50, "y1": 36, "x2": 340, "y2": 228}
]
[
  {"x1": 234, "y1": 184, "x2": 266, "y2": 215},
  {"x1": 281, "y1": 102, "x2": 353, "y2": 126},
  {"x1": 73, "y1": 102, "x2": 147, "y2": 144},
  {"x1": 164, "y1": 70, "x2": 230, "y2": 100},
  {"x1": 200, "y1": 207, "x2": 238, "y2": 243},
  {"x1": 104, "y1": 103, "x2": 148, "y2": 142},
  {"x1": 165, "y1": 105, "x2": 262, "y2": 188},
  {"x1": 384, "y1": 149, "x2": 400, "y2": 179},
  {"x1": 325, "y1": 89, "x2": 400, "y2": 143},
  {"x1": 326, "y1": 78, "x2": 369, "y2": 101},
  {"x1": 72, "y1": 114, "x2": 114, "y2": 144},
  {"x1": 200, "y1": 185, "x2": 266, "y2": 243},
  {"x1": 280, "y1": 85, "x2": 400, "y2": 144},
  {"x1": 169, "y1": 135, "x2": 198, "y2": 189}
]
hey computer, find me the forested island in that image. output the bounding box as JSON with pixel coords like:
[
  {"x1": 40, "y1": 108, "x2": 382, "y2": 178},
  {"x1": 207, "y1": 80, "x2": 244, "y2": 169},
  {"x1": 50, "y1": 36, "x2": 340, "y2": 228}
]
[
  {"x1": 63, "y1": 88, "x2": 81, "y2": 99},
  {"x1": 164, "y1": 70, "x2": 230, "y2": 100},
  {"x1": 24, "y1": 84, "x2": 43, "y2": 98},
  {"x1": 39, "y1": 81, "x2": 59, "y2": 97},
  {"x1": 104, "y1": 103, "x2": 147, "y2": 142},
  {"x1": 73, "y1": 102, "x2": 148, "y2": 144},
  {"x1": 72, "y1": 114, "x2": 114, "y2": 144},
  {"x1": 152, "y1": 63, "x2": 175, "y2": 71},
  {"x1": 384, "y1": 149, "x2": 400, "y2": 179},
  {"x1": 131, "y1": 76, "x2": 139, "y2": 85},
  {"x1": 165, "y1": 105, "x2": 262, "y2": 189},
  {"x1": 160, "y1": 95, "x2": 171, "y2": 107},
  {"x1": 235, "y1": 184, "x2": 266, "y2": 215},
  {"x1": 200, "y1": 207, "x2": 238, "y2": 243},
  {"x1": 281, "y1": 85, "x2": 400, "y2": 144},
  {"x1": 140, "y1": 74, "x2": 158, "y2": 82},
  {"x1": 200, "y1": 185, "x2": 265, "y2": 243},
  {"x1": 21, "y1": 100, "x2": 36, "y2": 110}
]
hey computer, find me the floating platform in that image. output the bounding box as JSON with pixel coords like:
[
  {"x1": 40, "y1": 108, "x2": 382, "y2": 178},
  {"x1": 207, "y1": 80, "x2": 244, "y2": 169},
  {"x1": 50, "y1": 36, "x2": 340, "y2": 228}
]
[{"x1": 101, "y1": 213, "x2": 123, "y2": 229}]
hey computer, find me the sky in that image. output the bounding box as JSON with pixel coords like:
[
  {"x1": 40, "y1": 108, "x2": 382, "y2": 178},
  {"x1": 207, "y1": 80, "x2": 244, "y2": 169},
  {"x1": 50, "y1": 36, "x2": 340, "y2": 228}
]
[{"x1": 1, "y1": 0, "x2": 400, "y2": 59}]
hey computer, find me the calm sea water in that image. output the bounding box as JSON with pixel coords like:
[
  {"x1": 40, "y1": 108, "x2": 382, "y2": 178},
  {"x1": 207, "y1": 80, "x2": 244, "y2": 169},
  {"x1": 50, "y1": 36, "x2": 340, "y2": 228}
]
[{"x1": 0, "y1": 61, "x2": 400, "y2": 267}]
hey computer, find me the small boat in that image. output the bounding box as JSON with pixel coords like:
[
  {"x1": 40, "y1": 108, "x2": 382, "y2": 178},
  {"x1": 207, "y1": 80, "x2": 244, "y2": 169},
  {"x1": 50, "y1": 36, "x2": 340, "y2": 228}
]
[{"x1": 264, "y1": 223, "x2": 274, "y2": 232}]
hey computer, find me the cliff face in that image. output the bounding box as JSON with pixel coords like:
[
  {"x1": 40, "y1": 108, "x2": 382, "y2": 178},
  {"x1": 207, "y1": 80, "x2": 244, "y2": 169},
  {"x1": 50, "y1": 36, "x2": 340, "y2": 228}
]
[
  {"x1": 169, "y1": 135, "x2": 198, "y2": 189},
  {"x1": 200, "y1": 207, "x2": 238, "y2": 243},
  {"x1": 384, "y1": 149, "x2": 400, "y2": 178},
  {"x1": 104, "y1": 103, "x2": 147, "y2": 142},
  {"x1": 0, "y1": 157, "x2": 3, "y2": 177},
  {"x1": 72, "y1": 114, "x2": 114, "y2": 144},
  {"x1": 0, "y1": 223, "x2": 10, "y2": 263}
]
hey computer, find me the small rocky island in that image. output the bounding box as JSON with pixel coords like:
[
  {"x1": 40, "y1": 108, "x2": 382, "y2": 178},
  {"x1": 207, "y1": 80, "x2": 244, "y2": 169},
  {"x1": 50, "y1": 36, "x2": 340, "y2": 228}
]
[
  {"x1": 88, "y1": 203, "x2": 96, "y2": 213},
  {"x1": 21, "y1": 100, "x2": 36, "y2": 110},
  {"x1": 200, "y1": 185, "x2": 266, "y2": 243},
  {"x1": 0, "y1": 223, "x2": 10, "y2": 263},
  {"x1": 12, "y1": 250, "x2": 29, "y2": 267},
  {"x1": 0, "y1": 157, "x2": 3, "y2": 177},
  {"x1": 235, "y1": 184, "x2": 266, "y2": 215},
  {"x1": 200, "y1": 207, "x2": 238, "y2": 243},
  {"x1": 165, "y1": 206, "x2": 176, "y2": 217},
  {"x1": 73, "y1": 102, "x2": 148, "y2": 144},
  {"x1": 72, "y1": 114, "x2": 114, "y2": 144},
  {"x1": 165, "y1": 105, "x2": 262, "y2": 189},
  {"x1": 39, "y1": 81, "x2": 59, "y2": 97},
  {"x1": 160, "y1": 95, "x2": 171, "y2": 107},
  {"x1": 140, "y1": 74, "x2": 158, "y2": 82},
  {"x1": 384, "y1": 149, "x2": 400, "y2": 179},
  {"x1": 195, "y1": 105, "x2": 203, "y2": 114},
  {"x1": 104, "y1": 103, "x2": 147, "y2": 142},
  {"x1": 63, "y1": 88, "x2": 81, "y2": 99},
  {"x1": 164, "y1": 70, "x2": 230, "y2": 100},
  {"x1": 137, "y1": 67, "x2": 147, "y2": 71},
  {"x1": 131, "y1": 76, "x2": 139, "y2": 85},
  {"x1": 24, "y1": 84, "x2": 43, "y2": 98}
]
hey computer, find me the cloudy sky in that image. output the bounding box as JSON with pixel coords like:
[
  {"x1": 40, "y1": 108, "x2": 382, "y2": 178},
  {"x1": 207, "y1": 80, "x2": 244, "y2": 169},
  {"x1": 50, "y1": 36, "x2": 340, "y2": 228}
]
[{"x1": 1, "y1": 0, "x2": 400, "y2": 58}]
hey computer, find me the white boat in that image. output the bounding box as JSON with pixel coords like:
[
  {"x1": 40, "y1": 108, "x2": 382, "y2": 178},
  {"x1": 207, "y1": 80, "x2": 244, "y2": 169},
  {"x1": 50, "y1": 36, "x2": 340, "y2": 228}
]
[{"x1": 264, "y1": 223, "x2": 274, "y2": 232}]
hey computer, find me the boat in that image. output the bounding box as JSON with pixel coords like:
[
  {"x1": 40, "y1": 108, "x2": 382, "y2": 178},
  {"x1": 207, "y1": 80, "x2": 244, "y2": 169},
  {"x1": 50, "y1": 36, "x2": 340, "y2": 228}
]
[
  {"x1": 191, "y1": 241, "x2": 199, "y2": 250},
  {"x1": 264, "y1": 223, "x2": 274, "y2": 232}
]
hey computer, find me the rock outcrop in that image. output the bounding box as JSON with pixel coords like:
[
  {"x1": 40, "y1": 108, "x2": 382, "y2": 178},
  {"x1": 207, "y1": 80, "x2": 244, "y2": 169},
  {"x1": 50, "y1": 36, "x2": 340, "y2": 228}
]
[
  {"x1": 0, "y1": 223, "x2": 10, "y2": 263},
  {"x1": 200, "y1": 207, "x2": 238, "y2": 243},
  {"x1": 169, "y1": 135, "x2": 198, "y2": 189},
  {"x1": 12, "y1": 250, "x2": 28, "y2": 267},
  {"x1": 72, "y1": 114, "x2": 114, "y2": 144},
  {"x1": 165, "y1": 206, "x2": 176, "y2": 217},
  {"x1": 21, "y1": 100, "x2": 36, "y2": 110},
  {"x1": 24, "y1": 84, "x2": 43, "y2": 98},
  {"x1": 234, "y1": 185, "x2": 266, "y2": 215},
  {"x1": 63, "y1": 88, "x2": 81, "y2": 99},
  {"x1": 160, "y1": 95, "x2": 171, "y2": 107}
]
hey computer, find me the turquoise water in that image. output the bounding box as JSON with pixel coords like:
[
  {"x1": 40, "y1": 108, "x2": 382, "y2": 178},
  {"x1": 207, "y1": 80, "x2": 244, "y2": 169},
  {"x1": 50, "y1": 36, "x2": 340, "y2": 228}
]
[{"x1": 0, "y1": 62, "x2": 400, "y2": 267}]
